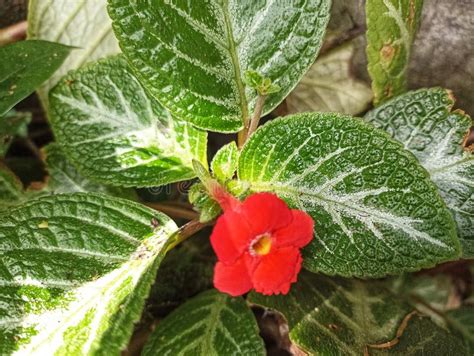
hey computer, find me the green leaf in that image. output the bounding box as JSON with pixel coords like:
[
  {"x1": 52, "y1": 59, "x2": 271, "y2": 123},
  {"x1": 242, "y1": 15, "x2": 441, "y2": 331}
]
[
  {"x1": 43, "y1": 143, "x2": 136, "y2": 200},
  {"x1": 446, "y1": 307, "x2": 474, "y2": 353},
  {"x1": 108, "y1": 0, "x2": 331, "y2": 132},
  {"x1": 0, "y1": 192, "x2": 178, "y2": 355},
  {"x1": 238, "y1": 113, "x2": 460, "y2": 277},
  {"x1": 365, "y1": 88, "x2": 474, "y2": 258},
  {"x1": 148, "y1": 233, "x2": 215, "y2": 313},
  {"x1": 286, "y1": 42, "x2": 373, "y2": 115},
  {"x1": 249, "y1": 271, "x2": 467, "y2": 355},
  {"x1": 0, "y1": 163, "x2": 24, "y2": 209},
  {"x1": 372, "y1": 315, "x2": 468, "y2": 355},
  {"x1": 211, "y1": 141, "x2": 239, "y2": 183},
  {"x1": 49, "y1": 55, "x2": 207, "y2": 188},
  {"x1": 27, "y1": 0, "x2": 120, "y2": 107},
  {"x1": 142, "y1": 289, "x2": 265, "y2": 355},
  {"x1": 366, "y1": 0, "x2": 423, "y2": 105},
  {"x1": 188, "y1": 182, "x2": 221, "y2": 223},
  {"x1": 0, "y1": 40, "x2": 71, "y2": 116},
  {"x1": 0, "y1": 110, "x2": 31, "y2": 157}
]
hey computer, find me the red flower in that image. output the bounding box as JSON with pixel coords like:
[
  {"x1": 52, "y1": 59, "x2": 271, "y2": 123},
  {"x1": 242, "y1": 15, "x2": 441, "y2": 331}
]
[{"x1": 210, "y1": 190, "x2": 314, "y2": 296}]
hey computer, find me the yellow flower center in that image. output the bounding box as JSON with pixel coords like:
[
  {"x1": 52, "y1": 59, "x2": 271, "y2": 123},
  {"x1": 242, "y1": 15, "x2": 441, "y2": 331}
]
[{"x1": 251, "y1": 234, "x2": 272, "y2": 256}]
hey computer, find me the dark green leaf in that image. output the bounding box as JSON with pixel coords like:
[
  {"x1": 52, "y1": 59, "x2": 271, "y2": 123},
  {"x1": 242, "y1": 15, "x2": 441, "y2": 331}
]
[
  {"x1": 108, "y1": 0, "x2": 331, "y2": 132},
  {"x1": 365, "y1": 88, "x2": 474, "y2": 258},
  {"x1": 49, "y1": 55, "x2": 207, "y2": 188},
  {"x1": 238, "y1": 113, "x2": 460, "y2": 277},
  {"x1": 0, "y1": 163, "x2": 24, "y2": 209},
  {"x1": 446, "y1": 307, "x2": 474, "y2": 353},
  {"x1": 0, "y1": 40, "x2": 71, "y2": 116},
  {"x1": 249, "y1": 271, "x2": 467, "y2": 355},
  {"x1": 366, "y1": 0, "x2": 423, "y2": 105},
  {"x1": 142, "y1": 289, "x2": 265, "y2": 355},
  {"x1": 0, "y1": 110, "x2": 31, "y2": 156},
  {"x1": 372, "y1": 315, "x2": 467, "y2": 355}
]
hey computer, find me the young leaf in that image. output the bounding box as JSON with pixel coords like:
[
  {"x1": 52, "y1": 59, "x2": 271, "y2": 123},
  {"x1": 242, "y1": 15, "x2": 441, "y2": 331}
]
[
  {"x1": 238, "y1": 113, "x2": 460, "y2": 278},
  {"x1": 0, "y1": 192, "x2": 177, "y2": 355},
  {"x1": 0, "y1": 40, "x2": 71, "y2": 116},
  {"x1": 142, "y1": 289, "x2": 265, "y2": 355},
  {"x1": 211, "y1": 141, "x2": 239, "y2": 183},
  {"x1": 43, "y1": 143, "x2": 136, "y2": 199},
  {"x1": 27, "y1": 0, "x2": 120, "y2": 107},
  {"x1": 188, "y1": 183, "x2": 221, "y2": 223},
  {"x1": 108, "y1": 0, "x2": 331, "y2": 132},
  {"x1": 365, "y1": 88, "x2": 474, "y2": 258},
  {"x1": 0, "y1": 163, "x2": 24, "y2": 209},
  {"x1": 0, "y1": 110, "x2": 31, "y2": 156},
  {"x1": 366, "y1": 0, "x2": 423, "y2": 105},
  {"x1": 49, "y1": 55, "x2": 207, "y2": 188},
  {"x1": 286, "y1": 43, "x2": 373, "y2": 115},
  {"x1": 249, "y1": 271, "x2": 467, "y2": 355}
]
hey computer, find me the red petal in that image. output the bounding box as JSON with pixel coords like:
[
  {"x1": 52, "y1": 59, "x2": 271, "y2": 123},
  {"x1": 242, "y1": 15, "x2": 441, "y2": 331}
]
[
  {"x1": 274, "y1": 209, "x2": 314, "y2": 248},
  {"x1": 214, "y1": 255, "x2": 253, "y2": 296},
  {"x1": 251, "y1": 247, "x2": 302, "y2": 295},
  {"x1": 241, "y1": 193, "x2": 292, "y2": 235},
  {"x1": 210, "y1": 210, "x2": 253, "y2": 263}
]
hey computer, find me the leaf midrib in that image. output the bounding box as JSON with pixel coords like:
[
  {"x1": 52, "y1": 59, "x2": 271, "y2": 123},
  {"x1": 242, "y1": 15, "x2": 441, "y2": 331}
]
[{"x1": 220, "y1": 0, "x2": 249, "y2": 123}]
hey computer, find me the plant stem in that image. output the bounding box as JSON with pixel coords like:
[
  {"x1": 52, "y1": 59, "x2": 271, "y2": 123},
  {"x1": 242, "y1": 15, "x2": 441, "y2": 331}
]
[
  {"x1": 167, "y1": 218, "x2": 211, "y2": 251},
  {"x1": 0, "y1": 21, "x2": 27, "y2": 46},
  {"x1": 237, "y1": 122, "x2": 249, "y2": 148},
  {"x1": 145, "y1": 202, "x2": 199, "y2": 220},
  {"x1": 246, "y1": 94, "x2": 267, "y2": 141}
]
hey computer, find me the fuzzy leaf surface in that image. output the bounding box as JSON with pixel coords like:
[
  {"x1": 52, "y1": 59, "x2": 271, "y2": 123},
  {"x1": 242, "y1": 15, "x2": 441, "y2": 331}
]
[
  {"x1": 0, "y1": 163, "x2": 24, "y2": 209},
  {"x1": 43, "y1": 143, "x2": 136, "y2": 199},
  {"x1": 0, "y1": 193, "x2": 177, "y2": 355},
  {"x1": 211, "y1": 141, "x2": 239, "y2": 183},
  {"x1": 49, "y1": 55, "x2": 207, "y2": 188},
  {"x1": 366, "y1": 0, "x2": 423, "y2": 105},
  {"x1": 108, "y1": 0, "x2": 331, "y2": 132},
  {"x1": 0, "y1": 40, "x2": 71, "y2": 116},
  {"x1": 142, "y1": 289, "x2": 265, "y2": 355},
  {"x1": 365, "y1": 88, "x2": 474, "y2": 258},
  {"x1": 238, "y1": 113, "x2": 460, "y2": 277},
  {"x1": 27, "y1": 0, "x2": 120, "y2": 106},
  {"x1": 249, "y1": 271, "x2": 467, "y2": 355}
]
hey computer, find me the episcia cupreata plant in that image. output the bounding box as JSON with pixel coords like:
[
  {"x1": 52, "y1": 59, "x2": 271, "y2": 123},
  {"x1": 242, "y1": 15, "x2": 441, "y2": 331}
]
[{"x1": 0, "y1": 0, "x2": 473, "y2": 354}]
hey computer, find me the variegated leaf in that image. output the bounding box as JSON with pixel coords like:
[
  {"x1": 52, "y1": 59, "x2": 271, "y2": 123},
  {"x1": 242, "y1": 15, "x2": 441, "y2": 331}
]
[
  {"x1": 238, "y1": 113, "x2": 460, "y2": 277},
  {"x1": 365, "y1": 88, "x2": 474, "y2": 258},
  {"x1": 43, "y1": 143, "x2": 136, "y2": 200},
  {"x1": 108, "y1": 0, "x2": 331, "y2": 132},
  {"x1": 211, "y1": 141, "x2": 239, "y2": 182},
  {"x1": 49, "y1": 55, "x2": 207, "y2": 188},
  {"x1": 0, "y1": 193, "x2": 177, "y2": 355},
  {"x1": 366, "y1": 0, "x2": 423, "y2": 105},
  {"x1": 27, "y1": 0, "x2": 120, "y2": 107},
  {"x1": 142, "y1": 289, "x2": 265, "y2": 355}
]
